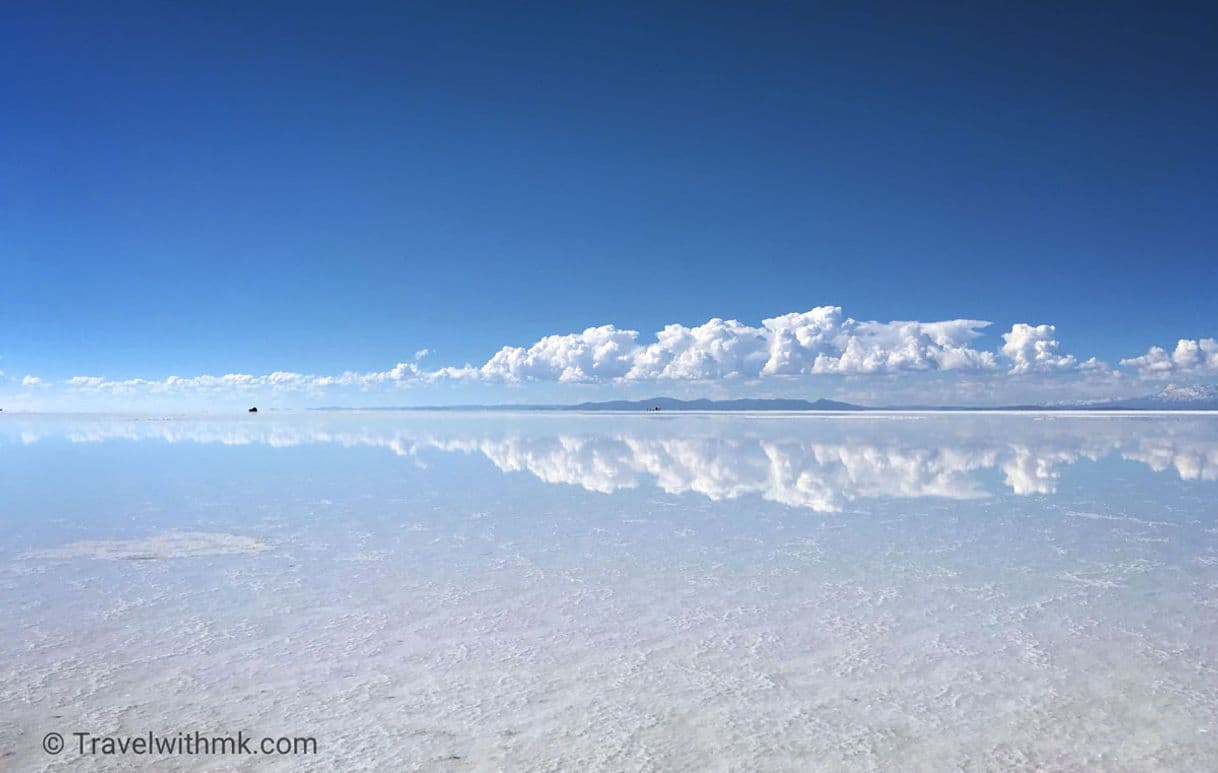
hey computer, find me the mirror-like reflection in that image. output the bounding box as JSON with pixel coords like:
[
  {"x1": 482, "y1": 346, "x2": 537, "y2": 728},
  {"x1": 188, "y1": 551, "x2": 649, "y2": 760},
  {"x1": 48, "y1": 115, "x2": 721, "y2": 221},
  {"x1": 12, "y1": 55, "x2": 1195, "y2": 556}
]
[
  {"x1": 2, "y1": 412, "x2": 1217, "y2": 771},
  {"x1": 5, "y1": 412, "x2": 1217, "y2": 510}
]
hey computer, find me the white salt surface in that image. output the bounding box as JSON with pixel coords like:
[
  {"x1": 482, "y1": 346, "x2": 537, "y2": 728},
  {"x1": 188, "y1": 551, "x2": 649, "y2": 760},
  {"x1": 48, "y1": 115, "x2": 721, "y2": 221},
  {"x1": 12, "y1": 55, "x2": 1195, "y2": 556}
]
[
  {"x1": 1, "y1": 412, "x2": 1216, "y2": 771},
  {"x1": 22, "y1": 532, "x2": 269, "y2": 561}
]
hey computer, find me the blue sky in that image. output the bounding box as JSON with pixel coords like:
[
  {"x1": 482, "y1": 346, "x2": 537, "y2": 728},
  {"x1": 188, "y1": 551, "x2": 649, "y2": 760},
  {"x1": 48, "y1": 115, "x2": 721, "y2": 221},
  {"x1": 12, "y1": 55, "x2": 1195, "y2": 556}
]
[{"x1": 2, "y1": 2, "x2": 1216, "y2": 408}]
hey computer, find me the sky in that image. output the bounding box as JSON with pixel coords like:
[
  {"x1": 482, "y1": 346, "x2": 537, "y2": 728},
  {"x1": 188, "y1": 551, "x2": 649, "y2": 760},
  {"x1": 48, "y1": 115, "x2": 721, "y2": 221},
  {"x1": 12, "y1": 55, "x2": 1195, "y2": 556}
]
[{"x1": 2, "y1": 1, "x2": 1216, "y2": 408}]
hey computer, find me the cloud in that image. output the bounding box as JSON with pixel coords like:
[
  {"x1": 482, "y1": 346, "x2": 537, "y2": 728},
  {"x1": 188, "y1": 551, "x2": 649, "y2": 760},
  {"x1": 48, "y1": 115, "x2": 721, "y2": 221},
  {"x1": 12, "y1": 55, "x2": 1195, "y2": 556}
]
[
  {"x1": 21, "y1": 375, "x2": 44, "y2": 387},
  {"x1": 67, "y1": 365, "x2": 426, "y2": 395},
  {"x1": 474, "y1": 306, "x2": 999, "y2": 383},
  {"x1": 1000, "y1": 323, "x2": 1104, "y2": 374},
  {"x1": 1120, "y1": 338, "x2": 1218, "y2": 377},
  {"x1": 68, "y1": 376, "x2": 107, "y2": 388},
  {"x1": 629, "y1": 317, "x2": 770, "y2": 380},
  {"x1": 26, "y1": 304, "x2": 1213, "y2": 401},
  {"x1": 479, "y1": 325, "x2": 642, "y2": 383}
]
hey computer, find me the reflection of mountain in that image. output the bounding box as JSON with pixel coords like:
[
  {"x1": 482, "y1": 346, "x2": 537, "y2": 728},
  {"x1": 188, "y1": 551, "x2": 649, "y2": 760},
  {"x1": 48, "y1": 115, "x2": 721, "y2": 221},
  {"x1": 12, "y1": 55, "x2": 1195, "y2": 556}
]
[
  {"x1": 570, "y1": 397, "x2": 865, "y2": 411},
  {"x1": 4, "y1": 415, "x2": 1216, "y2": 512}
]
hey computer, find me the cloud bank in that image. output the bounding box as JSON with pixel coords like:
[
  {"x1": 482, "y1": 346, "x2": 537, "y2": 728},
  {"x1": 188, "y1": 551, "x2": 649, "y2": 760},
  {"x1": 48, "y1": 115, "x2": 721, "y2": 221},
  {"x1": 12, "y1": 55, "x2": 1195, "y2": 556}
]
[
  {"x1": 476, "y1": 307, "x2": 1002, "y2": 383},
  {"x1": 5, "y1": 304, "x2": 1214, "y2": 403}
]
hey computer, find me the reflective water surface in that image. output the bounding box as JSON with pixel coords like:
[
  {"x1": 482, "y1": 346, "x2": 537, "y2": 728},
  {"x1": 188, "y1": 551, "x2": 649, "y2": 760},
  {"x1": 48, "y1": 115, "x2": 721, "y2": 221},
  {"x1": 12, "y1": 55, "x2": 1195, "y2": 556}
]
[{"x1": 2, "y1": 412, "x2": 1217, "y2": 771}]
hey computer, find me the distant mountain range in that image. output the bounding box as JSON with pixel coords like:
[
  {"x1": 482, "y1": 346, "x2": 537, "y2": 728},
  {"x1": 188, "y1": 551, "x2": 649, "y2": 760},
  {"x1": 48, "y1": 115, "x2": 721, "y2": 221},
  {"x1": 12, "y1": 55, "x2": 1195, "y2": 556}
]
[
  {"x1": 571, "y1": 387, "x2": 1218, "y2": 411},
  {"x1": 318, "y1": 397, "x2": 865, "y2": 412},
  {"x1": 1060, "y1": 384, "x2": 1218, "y2": 411},
  {"x1": 317, "y1": 384, "x2": 1218, "y2": 412},
  {"x1": 569, "y1": 397, "x2": 865, "y2": 411}
]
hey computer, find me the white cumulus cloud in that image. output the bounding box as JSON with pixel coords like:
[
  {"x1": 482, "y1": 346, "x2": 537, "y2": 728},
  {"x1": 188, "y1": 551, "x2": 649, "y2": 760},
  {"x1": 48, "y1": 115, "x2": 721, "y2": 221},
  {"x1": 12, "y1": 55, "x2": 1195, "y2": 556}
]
[
  {"x1": 479, "y1": 325, "x2": 641, "y2": 383},
  {"x1": 1120, "y1": 338, "x2": 1218, "y2": 377},
  {"x1": 1000, "y1": 323, "x2": 1103, "y2": 374},
  {"x1": 474, "y1": 306, "x2": 999, "y2": 383},
  {"x1": 35, "y1": 303, "x2": 1214, "y2": 401}
]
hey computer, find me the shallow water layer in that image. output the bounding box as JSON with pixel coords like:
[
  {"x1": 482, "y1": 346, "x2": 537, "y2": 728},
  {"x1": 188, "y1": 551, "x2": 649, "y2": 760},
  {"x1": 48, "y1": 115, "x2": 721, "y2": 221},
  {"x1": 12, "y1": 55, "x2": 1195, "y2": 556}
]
[{"x1": 1, "y1": 412, "x2": 1216, "y2": 771}]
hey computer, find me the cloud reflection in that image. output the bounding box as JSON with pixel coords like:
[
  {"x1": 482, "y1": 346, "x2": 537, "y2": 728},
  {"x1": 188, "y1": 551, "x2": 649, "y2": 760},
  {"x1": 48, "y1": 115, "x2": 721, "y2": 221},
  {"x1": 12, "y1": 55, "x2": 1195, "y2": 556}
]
[{"x1": 5, "y1": 415, "x2": 1216, "y2": 512}]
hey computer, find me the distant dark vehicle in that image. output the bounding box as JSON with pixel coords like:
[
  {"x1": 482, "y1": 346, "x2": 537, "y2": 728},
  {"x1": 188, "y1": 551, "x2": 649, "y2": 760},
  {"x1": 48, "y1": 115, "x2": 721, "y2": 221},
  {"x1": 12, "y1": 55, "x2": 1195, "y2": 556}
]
[
  {"x1": 652, "y1": 406, "x2": 661, "y2": 411},
  {"x1": 248, "y1": 407, "x2": 258, "y2": 413}
]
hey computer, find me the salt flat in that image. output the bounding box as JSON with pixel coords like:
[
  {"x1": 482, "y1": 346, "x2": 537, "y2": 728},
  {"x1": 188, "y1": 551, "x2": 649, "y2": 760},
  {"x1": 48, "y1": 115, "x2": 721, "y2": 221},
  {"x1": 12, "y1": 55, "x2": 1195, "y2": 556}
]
[{"x1": 1, "y1": 412, "x2": 1216, "y2": 771}]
